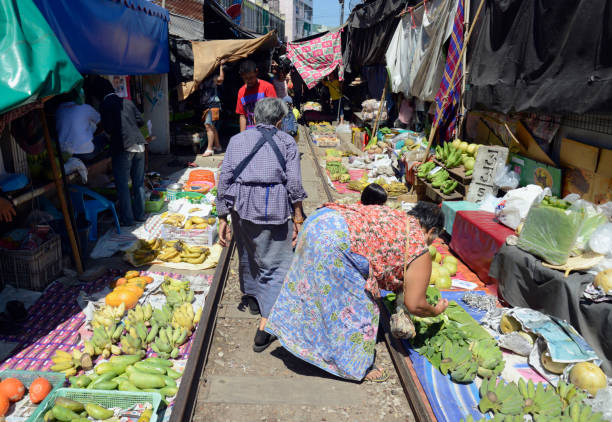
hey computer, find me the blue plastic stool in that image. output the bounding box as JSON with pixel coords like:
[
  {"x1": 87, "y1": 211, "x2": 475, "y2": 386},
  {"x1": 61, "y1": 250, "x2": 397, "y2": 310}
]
[{"x1": 68, "y1": 184, "x2": 121, "y2": 241}]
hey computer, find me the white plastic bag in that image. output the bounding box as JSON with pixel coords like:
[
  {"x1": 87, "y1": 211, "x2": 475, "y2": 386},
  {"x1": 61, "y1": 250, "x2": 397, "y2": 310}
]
[
  {"x1": 494, "y1": 165, "x2": 520, "y2": 190},
  {"x1": 479, "y1": 193, "x2": 502, "y2": 213},
  {"x1": 589, "y1": 223, "x2": 612, "y2": 255},
  {"x1": 495, "y1": 185, "x2": 544, "y2": 230}
]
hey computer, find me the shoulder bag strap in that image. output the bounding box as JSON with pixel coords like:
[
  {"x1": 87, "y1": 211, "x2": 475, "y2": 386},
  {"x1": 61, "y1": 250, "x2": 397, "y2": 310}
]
[
  {"x1": 231, "y1": 130, "x2": 269, "y2": 182},
  {"x1": 261, "y1": 127, "x2": 286, "y2": 171}
]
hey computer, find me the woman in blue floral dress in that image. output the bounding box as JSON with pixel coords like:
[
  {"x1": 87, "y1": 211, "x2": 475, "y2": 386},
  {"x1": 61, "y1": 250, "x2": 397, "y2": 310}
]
[{"x1": 265, "y1": 201, "x2": 448, "y2": 381}]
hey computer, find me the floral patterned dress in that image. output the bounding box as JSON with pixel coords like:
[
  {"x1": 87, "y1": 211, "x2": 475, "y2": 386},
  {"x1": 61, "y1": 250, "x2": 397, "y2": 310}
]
[{"x1": 265, "y1": 204, "x2": 427, "y2": 380}]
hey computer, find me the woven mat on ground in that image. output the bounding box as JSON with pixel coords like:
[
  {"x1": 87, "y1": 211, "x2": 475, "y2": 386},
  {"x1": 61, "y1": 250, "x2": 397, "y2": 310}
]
[
  {"x1": 400, "y1": 290, "x2": 546, "y2": 422},
  {"x1": 0, "y1": 270, "x2": 212, "y2": 372}
]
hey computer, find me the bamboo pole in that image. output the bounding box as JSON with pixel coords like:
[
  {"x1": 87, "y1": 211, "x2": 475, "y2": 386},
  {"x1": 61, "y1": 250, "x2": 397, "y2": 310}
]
[
  {"x1": 370, "y1": 73, "x2": 389, "y2": 145},
  {"x1": 423, "y1": 0, "x2": 486, "y2": 161},
  {"x1": 39, "y1": 109, "x2": 83, "y2": 274}
]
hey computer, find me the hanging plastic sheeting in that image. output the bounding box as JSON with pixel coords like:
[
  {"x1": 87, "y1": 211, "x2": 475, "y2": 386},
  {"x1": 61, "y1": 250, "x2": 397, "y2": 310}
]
[
  {"x1": 286, "y1": 30, "x2": 343, "y2": 89},
  {"x1": 466, "y1": 0, "x2": 612, "y2": 114},
  {"x1": 385, "y1": 0, "x2": 457, "y2": 101},
  {"x1": 33, "y1": 0, "x2": 169, "y2": 75},
  {"x1": 0, "y1": 0, "x2": 82, "y2": 115}
]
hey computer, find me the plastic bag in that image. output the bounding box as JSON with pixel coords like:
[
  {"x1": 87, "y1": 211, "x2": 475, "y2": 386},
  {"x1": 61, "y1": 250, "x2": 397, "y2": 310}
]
[
  {"x1": 569, "y1": 200, "x2": 609, "y2": 255},
  {"x1": 494, "y1": 165, "x2": 520, "y2": 190},
  {"x1": 589, "y1": 223, "x2": 612, "y2": 256},
  {"x1": 495, "y1": 185, "x2": 545, "y2": 230},
  {"x1": 479, "y1": 193, "x2": 502, "y2": 213},
  {"x1": 517, "y1": 204, "x2": 585, "y2": 265}
]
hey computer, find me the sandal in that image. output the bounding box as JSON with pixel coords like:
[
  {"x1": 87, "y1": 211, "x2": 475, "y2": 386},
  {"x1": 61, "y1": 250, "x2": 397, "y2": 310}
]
[
  {"x1": 202, "y1": 149, "x2": 214, "y2": 157},
  {"x1": 364, "y1": 367, "x2": 389, "y2": 383}
]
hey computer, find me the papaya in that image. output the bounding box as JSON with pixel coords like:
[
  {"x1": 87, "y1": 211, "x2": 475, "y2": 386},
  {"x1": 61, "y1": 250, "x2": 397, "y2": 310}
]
[
  {"x1": 145, "y1": 357, "x2": 173, "y2": 368},
  {"x1": 134, "y1": 361, "x2": 167, "y2": 375},
  {"x1": 165, "y1": 367, "x2": 183, "y2": 380},
  {"x1": 118, "y1": 380, "x2": 142, "y2": 392},
  {"x1": 51, "y1": 405, "x2": 81, "y2": 422},
  {"x1": 95, "y1": 361, "x2": 125, "y2": 375},
  {"x1": 88, "y1": 372, "x2": 116, "y2": 389},
  {"x1": 92, "y1": 380, "x2": 118, "y2": 390},
  {"x1": 85, "y1": 403, "x2": 114, "y2": 419},
  {"x1": 109, "y1": 353, "x2": 144, "y2": 367},
  {"x1": 163, "y1": 376, "x2": 177, "y2": 388},
  {"x1": 125, "y1": 271, "x2": 140, "y2": 279},
  {"x1": 160, "y1": 386, "x2": 178, "y2": 397},
  {"x1": 54, "y1": 397, "x2": 84, "y2": 412},
  {"x1": 129, "y1": 372, "x2": 166, "y2": 389}
]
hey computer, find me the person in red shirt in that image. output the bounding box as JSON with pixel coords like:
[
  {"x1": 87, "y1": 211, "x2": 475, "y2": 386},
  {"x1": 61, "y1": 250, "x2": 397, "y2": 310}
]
[{"x1": 236, "y1": 60, "x2": 277, "y2": 132}]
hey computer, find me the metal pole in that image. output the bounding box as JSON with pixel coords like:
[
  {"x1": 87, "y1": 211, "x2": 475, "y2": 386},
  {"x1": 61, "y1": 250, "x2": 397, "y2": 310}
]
[{"x1": 339, "y1": 0, "x2": 345, "y2": 25}]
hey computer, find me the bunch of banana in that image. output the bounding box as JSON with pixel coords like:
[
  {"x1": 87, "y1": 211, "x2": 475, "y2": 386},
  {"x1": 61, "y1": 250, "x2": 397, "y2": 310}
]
[
  {"x1": 478, "y1": 377, "x2": 524, "y2": 416},
  {"x1": 184, "y1": 216, "x2": 216, "y2": 230},
  {"x1": 172, "y1": 303, "x2": 196, "y2": 334},
  {"x1": 151, "y1": 326, "x2": 190, "y2": 359},
  {"x1": 162, "y1": 276, "x2": 189, "y2": 292},
  {"x1": 50, "y1": 349, "x2": 93, "y2": 376},
  {"x1": 83, "y1": 323, "x2": 123, "y2": 359},
  {"x1": 152, "y1": 304, "x2": 173, "y2": 326},
  {"x1": 124, "y1": 303, "x2": 153, "y2": 329},
  {"x1": 470, "y1": 339, "x2": 505, "y2": 379},
  {"x1": 91, "y1": 303, "x2": 126, "y2": 329},
  {"x1": 165, "y1": 289, "x2": 195, "y2": 308},
  {"x1": 518, "y1": 379, "x2": 563, "y2": 418},
  {"x1": 157, "y1": 241, "x2": 210, "y2": 264},
  {"x1": 131, "y1": 239, "x2": 160, "y2": 265},
  {"x1": 556, "y1": 380, "x2": 587, "y2": 410},
  {"x1": 161, "y1": 213, "x2": 185, "y2": 227},
  {"x1": 120, "y1": 324, "x2": 149, "y2": 355},
  {"x1": 386, "y1": 181, "x2": 408, "y2": 196}
]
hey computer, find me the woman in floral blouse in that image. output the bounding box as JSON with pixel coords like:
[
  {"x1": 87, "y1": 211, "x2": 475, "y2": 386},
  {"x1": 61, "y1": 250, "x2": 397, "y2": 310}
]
[{"x1": 265, "y1": 201, "x2": 448, "y2": 382}]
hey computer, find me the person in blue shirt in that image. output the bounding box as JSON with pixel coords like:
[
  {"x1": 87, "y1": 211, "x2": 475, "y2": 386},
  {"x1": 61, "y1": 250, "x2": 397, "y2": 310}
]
[{"x1": 280, "y1": 96, "x2": 298, "y2": 137}]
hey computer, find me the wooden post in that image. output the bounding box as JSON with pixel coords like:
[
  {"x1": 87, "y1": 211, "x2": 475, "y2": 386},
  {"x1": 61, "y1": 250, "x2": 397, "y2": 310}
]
[
  {"x1": 370, "y1": 73, "x2": 389, "y2": 145},
  {"x1": 423, "y1": 0, "x2": 486, "y2": 161},
  {"x1": 39, "y1": 109, "x2": 84, "y2": 274}
]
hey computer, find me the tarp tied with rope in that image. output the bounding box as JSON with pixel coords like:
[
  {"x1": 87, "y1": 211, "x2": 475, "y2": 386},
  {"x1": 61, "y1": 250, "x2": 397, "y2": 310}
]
[
  {"x1": 179, "y1": 31, "x2": 279, "y2": 101},
  {"x1": 286, "y1": 30, "x2": 344, "y2": 89}
]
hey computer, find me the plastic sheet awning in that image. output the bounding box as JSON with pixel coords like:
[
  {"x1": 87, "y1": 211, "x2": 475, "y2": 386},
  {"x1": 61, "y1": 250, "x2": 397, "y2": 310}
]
[
  {"x1": 0, "y1": 0, "x2": 82, "y2": 114},
  {"x1": 33, "y1": 0, "x2": 170, "y2": 75}
]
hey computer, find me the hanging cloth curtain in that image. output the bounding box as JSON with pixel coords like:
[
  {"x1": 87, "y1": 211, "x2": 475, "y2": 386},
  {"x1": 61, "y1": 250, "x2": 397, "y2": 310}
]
[
  {"x1": 433, "y1": 0, "x2": 464, "y2": 141},
  {"x1": 286, "y1": 29, "x2": 343, "y2": 89},
  {"x1": 385, "y1": 0, "x2": 458, "y2": 101}
]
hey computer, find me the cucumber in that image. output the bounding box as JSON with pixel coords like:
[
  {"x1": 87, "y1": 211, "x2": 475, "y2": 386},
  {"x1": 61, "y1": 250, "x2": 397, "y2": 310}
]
[
  {"x1": 85, "y1": 403, "x2": 114, "y2": 420},
  {"x1": 92, "y1": 380, "x2": 118, "y2": 390},
  {"x1": 54, "y1": 397, "x2": 84, "y2": 412},
  {"x1": 134, "y1": 361, "x2": 167, "y2": 375},
  {"x1": 51, "y1": 405, "x2": 81, "y2": 422},
  {"x1": 166, "y1": 368, "x2": 183, "y2": 379},
  {"x1": 144, "y1": 357, "x2": 173, "y2": 367},
  {"x1": 129, "y1": 371, "x2": 166, "y2": 389}
]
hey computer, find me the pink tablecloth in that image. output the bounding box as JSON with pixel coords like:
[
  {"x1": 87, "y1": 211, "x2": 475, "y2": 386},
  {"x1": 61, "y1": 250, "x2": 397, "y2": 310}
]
[{"x1": 449, "y1": 210, "x2": 514, "y2": 285}]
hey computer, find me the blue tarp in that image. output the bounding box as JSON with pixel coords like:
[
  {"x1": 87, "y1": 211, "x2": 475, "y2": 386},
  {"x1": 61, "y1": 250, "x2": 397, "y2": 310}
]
[{"x1": 33, "y1": 0, "x2": 169, "y2": 75}]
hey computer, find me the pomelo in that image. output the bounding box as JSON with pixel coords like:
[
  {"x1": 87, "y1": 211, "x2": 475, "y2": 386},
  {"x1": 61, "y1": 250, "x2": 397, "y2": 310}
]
[{"x1": 435, "y1": 274, "x2": 452, "y2": 290}]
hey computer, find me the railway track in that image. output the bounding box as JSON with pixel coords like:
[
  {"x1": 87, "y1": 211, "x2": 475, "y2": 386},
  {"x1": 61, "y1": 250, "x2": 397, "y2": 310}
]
[{"x1": 170, "y1": 127, "x2": 435, "y2": 422}]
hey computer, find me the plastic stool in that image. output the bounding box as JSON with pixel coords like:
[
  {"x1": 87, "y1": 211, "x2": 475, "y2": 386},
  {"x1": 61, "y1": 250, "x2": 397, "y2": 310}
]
[{"x1": 68, "y1": 184, "x2": 121, "y2": 241}]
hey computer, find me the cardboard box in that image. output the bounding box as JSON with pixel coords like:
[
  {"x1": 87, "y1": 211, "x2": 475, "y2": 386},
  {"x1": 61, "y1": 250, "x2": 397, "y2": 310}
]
[
  {"x1": 560, "y1": 138, "x2": 599, "y2": 172},
  {"x1": 597, "y1": 149, "x2": 612, "y2": 178},
  {"x1": 510, "y1": 154, "x2": 562, "y2": 196},
  {"x1": 563, "y1": 167, "x2": 612, "y2": 204}
]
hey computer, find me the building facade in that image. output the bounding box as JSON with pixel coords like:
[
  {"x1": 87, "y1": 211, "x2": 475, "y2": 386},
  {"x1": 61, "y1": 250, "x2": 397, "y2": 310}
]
[
  {"x1": 217, "y1": 0, "x2": 285, "y2": 39},
  {"x1": 279, "y1": 0, "x2": 313, "y2": 41}
]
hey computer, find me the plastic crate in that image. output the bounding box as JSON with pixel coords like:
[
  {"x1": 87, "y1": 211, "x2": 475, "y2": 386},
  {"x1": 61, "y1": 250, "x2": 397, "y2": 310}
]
[
  {"x1": 0, "y1": 370, "x2": 65, "y2": 422},
  {"x1": 160, "y1": 219, "x2": 217, "y2": 246},
  {"x1": 176, "y1": 191, "x2": 207, "y2": 204},
  {"x1": 0, "y1": 234, "x2": 62, "y2": 291},
  {"x1": 30, "y1": 388, "x2": 162, "y2": 422}
]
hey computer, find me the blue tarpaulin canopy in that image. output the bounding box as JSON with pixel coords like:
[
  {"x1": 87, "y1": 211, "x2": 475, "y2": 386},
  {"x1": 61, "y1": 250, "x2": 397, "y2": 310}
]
[{"x1": 33, "y1": 0, "x2": 170, "y2": 75}]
